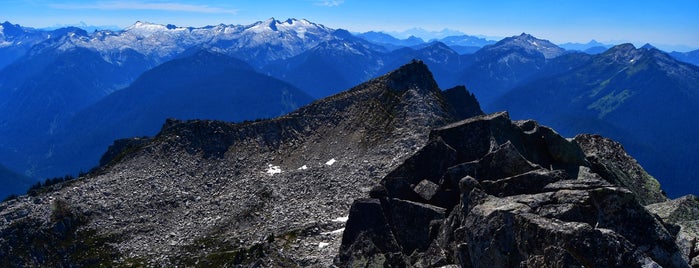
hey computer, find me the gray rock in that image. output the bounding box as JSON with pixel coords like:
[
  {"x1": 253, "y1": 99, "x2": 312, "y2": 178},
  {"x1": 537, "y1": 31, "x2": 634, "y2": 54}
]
[
  {"x1": 339, "y1": 198, "x2": 401, "y2": 257},
  {"x1": 339, "y1": 111, "x2": 690, "y2": 267},
  {"x1": 647, "y1": 195, "x2": 699, "y2": 266},
  {"x1": 479, "y1": 169, "x2": 568, "y2": 196},
  {"x1": 414, "y1": 179, "x2": 440, "y2": 201},
  {"x1": 575, "y1": 134, "x2": 667, "y2": 205},
  {"x1": 383, "y1": 137, "x2": 458, "y2": 202}
]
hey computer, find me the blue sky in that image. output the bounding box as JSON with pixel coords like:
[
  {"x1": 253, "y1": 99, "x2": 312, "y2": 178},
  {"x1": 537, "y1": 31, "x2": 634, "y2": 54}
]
[{"x1": 3, "y1": 0, "x2": 698, "y2": 51}]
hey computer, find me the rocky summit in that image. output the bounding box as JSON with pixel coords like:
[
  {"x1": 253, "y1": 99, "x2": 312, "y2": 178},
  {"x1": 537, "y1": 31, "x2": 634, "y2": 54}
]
[
  {"x1": 1, "y1": 60, "x2": 698, "y2": 267},
  {"x1": 337, "y1": 112, "x2": 697, "y2": 267}
]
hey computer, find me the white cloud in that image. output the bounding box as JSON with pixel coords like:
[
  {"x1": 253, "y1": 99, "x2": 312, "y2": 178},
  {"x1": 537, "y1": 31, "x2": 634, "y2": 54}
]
[
  {"x1": 49, "y1": 1, "x2": 238, "y2": 15},
  {"x1": 315, "y1": 0, "x2": 344, "y2": 7}
]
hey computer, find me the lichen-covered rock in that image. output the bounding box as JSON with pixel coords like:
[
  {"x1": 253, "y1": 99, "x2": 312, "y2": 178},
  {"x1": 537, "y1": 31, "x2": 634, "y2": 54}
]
[
  {"x1": 337, "y1": 112, "x2": 689, "y2": 267},
  {"x1": 647, "y1": 195, "x2": 699, "y2": 266},
  {"x1": 575, "y1": 134, "x2": 667, "y2": 205}
]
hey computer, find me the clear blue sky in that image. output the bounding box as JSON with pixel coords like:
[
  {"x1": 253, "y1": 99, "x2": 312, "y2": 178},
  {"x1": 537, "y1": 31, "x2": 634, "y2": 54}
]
[{"x1": 3, "y1": 0, "x2": 698, "y2": 51}]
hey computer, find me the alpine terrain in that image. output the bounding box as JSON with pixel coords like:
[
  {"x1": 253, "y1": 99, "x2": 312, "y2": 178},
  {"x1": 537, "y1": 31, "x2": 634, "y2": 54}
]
[{"x1": 1, "y1": 62, "x2": 698, "y2": 267}]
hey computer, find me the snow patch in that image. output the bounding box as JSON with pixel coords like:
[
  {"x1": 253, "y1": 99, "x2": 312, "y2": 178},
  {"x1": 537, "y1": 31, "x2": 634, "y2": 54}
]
[
  {"x1": 318, "y1": 242, "x2": 330, "y2": 248},
  {"x1": 325, "y1": 158, "x2": 337, "y2": 166},
  {"x1": 298, "y1": 165, "x2": 308, "y2": 170},
  {"x1": 322, "y1": 228, "x2": 345, "y2": 235},
  {"x1": 266, "y1": 164, "x2": 282, "y2": 175},
  {"x1": 332, "y1": 216, "x2": 348, "y2": 223}
]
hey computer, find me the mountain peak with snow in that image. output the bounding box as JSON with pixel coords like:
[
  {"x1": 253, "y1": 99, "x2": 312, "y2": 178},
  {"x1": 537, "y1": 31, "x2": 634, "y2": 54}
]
[
  {"x1": 247, "y1": 18, "x2": 326, "y2": 34},
  {"x1": 485, "y1": 32, "x2": 566, "y2": 59},
  {"x1": 124, "y1": 21, "x2": 177, "y2": 35},
  {"x1": 14, "y1": 18, "x2": 338, "y2": 65}
]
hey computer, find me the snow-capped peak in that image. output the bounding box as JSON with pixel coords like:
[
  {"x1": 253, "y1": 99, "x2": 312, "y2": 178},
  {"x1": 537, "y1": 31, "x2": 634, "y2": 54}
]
[
  {"x1": 123, "y1": 21, "x2": 184, "y2": 37},
  {"x1": 248, "y1": 18, "x2": 279, "y2": 33},
  {"x1": 126, "y1": 21, "x2": 169, "y2": 31},
  {"x1": 246, "y1": 18, "x2": 326, "y2": 34},
  {"x1": 16, "y1": 18, "x2": 339, "y2": 66}
]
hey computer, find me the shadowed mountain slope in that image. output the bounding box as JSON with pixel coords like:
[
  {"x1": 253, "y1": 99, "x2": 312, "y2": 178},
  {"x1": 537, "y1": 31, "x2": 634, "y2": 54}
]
[
  {"x1": 491, "y1": 44, "x2": 699, "y2": 197},
  {"x1": 35, "y1": 50, "x2": 313, "y2": 179}
]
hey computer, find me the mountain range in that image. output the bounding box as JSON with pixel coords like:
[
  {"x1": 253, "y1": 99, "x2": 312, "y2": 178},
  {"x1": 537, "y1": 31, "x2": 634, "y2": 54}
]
[
  {"x1": 1, "y1": 62, "x2": 697, "y2": 266},
  {"x1": 0, "y1": 18, "x2": 697, "y2": 201},
  {"x1": 671, "y1": 49, "x2": 699, "y2": 66}
]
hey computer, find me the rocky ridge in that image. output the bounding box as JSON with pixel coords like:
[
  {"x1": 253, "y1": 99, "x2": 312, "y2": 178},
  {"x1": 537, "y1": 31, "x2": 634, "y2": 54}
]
[
  {"x1": 337, "y1": 112, "x2": 694, "y2": 267},
  {"x1": 0, "y1": 61, "x2": 482, "y2": 266}
]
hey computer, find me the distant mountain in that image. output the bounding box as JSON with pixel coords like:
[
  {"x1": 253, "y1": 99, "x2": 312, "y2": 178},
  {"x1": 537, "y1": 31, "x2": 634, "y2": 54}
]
[
  {"x1": 41, "y1": 22, "x2": 121, "y2": 32},
  {"x1": 355, "y1": 31, "x2": 425, "y2": 49},
  {"x1": 71, "y1": 18, "x2": 338, "y2": 66},
  {"x1": 380, "y1": 42, "x2": 466, "y2": 88},
  {"x1": 583, "y1": 46, "x2": 609, "y2": 54},
  {"x1": 263, "y1": 30, "x2": 386, "y2": 98},
  {"x1": 487, "y1": 33, "x2": 567, "y2": 59},
  {"x1": 0, "y1": 21, "x2": 52, "y2": 69},
  {"x1": 491, "y1": 44, "x2": 699, "y2": 197},
  {"x1": 431, "y1": 35, "x2": 495, "y2": 55},
  {"x1": 1, "y1": 18, "x2": 339, "y2": 69},
  {"x1": 0, "y1": 42, "x2": 152, "y2": 176},
  {"x1": 269, "y1": 32, "x2": 582, "y2": 105},
  {"x1": 670, "y1": 49, "x2": 699, "y2": 66},
  {"x1": 387, "y1": 27, "x2": 465, "y2": 40},
  {"x1": 265, "y1": 38, "x2": 477, "y2": 99},
  {"x1": 35, "y1": 50, "x2": 313, "y2": 179},
  {"x1": 434, "y1": 34, "x2": 495, "y2": 48},
  {"x1": 355, "y1": 32, "x2": 494, "y2": 54},
  {"x1": 456, "y1": 33, "x2": 580, "y2": 106},
  {"x1": 559, "y1": 39, "x2": 610, "y2": 52}
]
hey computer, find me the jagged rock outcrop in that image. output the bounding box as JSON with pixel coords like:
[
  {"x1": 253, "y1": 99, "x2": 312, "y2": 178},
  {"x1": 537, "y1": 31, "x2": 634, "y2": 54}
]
[
  {"x1": 574, "y1": 134, "x2": 667, "y2": 205},
  {"x1": 647, "y1": 195, "x2": 699, "y2": 267},
  {"x1": 0, "y1": 61, "x2": 483, "y2": 266},
  {"x1": 337, "y1": 112, "x2": 687, "y2": 267}
]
